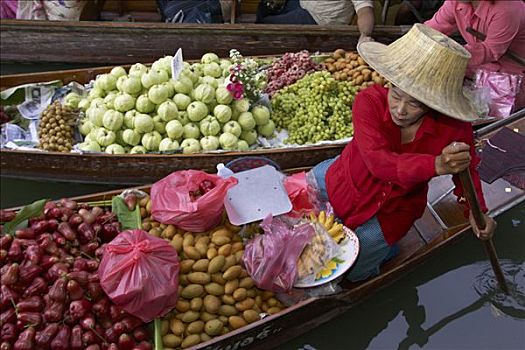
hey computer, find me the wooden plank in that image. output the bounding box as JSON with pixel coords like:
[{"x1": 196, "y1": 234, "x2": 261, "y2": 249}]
[
  {"x1": 383, "y1": 226, "x2": 427, "y2": 269},
  {"x1": 433, "y1": 194, "x2": 468, "y2": 229},
  {"x1": 481, "y1": 178, "x2": 525, "y2": 216},
  {"x1": 0, "y1": 21, "x2": 409, "y2": 64},
  {"x1": 427, "y1": 175, "x2": 455, "y2": 204},
  {"x1": 414, "y1": 207, "x2": 446, "y2": 243},
  {"x1": 0, "y1": 143, "x2": 346, "y2": 185}
]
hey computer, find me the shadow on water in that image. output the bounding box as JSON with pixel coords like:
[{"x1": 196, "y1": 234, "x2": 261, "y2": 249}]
[{"x1": 280, "y1": 202, "x2": 525, "y2": 350}]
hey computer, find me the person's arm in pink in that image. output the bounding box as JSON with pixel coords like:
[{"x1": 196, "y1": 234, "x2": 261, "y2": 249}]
[
  {"x1": 464, "y1": 8, "x2": 521, "y2": 66},
  {"x1": 424, "y1": 1, "x2": 458, "y2": 36}
]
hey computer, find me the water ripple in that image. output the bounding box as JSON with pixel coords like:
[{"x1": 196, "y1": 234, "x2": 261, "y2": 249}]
[{"x1": 474, "y1": 260, "x2": 525, "y2": 319}]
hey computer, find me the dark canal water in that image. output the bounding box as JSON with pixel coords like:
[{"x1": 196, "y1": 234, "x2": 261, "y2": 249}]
[{"x1": 2, "y1": 63, "x2": 524, "y2": 350}]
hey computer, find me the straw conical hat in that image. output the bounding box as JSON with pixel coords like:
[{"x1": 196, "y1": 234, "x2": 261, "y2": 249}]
[{"x1": 357, "y1": 23, "x2": 479, "y2": 121}]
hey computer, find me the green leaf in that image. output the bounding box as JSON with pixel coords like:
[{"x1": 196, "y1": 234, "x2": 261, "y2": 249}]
[
  {"x1": 111, "y1": 196, "x2": 141, "y2": 230},
  {"x1": 154, "y1": 318, "x2": 164, "y2": 350},
  {"x1": 3, "y1": 199, "x2": 48, "y2": 235},
  {"x1": 310, "y1": 54, "x2": 331, "y2": 64},
  {"x1": 332, "y1": 257, "x2": 345, "y2": 264}
]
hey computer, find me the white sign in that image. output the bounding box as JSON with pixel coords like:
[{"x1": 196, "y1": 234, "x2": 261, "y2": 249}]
[
  {"x1": 171, "y1": 48, "x2": 184, "y2": 81},
  {"x1": 224, "y1": 165, "x2": 292, "y2": 225}
]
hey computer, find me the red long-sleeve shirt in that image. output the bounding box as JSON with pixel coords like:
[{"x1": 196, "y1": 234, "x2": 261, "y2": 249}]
[{"x1": 326, "y1": 85, "x2": 487, "y2": 245}]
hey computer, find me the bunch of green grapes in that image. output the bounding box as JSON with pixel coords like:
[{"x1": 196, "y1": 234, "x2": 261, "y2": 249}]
[{"x1": 271, "y1": 71, "x2": 357, "y2": 145}]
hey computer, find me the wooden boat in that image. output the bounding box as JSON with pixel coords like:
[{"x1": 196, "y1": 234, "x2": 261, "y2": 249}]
[
  {"x1": 0, "y1": 144, "x2": 345, "y2": 185},
  {"x1": 0, "y1": 21, "x2": 410, "y2": 65},
  {"x1": 0, "y1": 62, "x2": 350, "y2": 185},
  {"x1": 5, "y1": 112, "x2": 524, "y2": 350}
]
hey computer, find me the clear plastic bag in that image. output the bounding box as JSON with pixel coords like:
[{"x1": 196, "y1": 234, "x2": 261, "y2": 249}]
[
  {"x1": 295, "y1": 222, "x2": 342, "y2": 286},
  {"x1": 150, "y1": 170, "x2": 238, "y2": 232},
  {"x1": 99, "y1": 229, "x2": 180, "y2": 322},
  {"x1": 473, "y1": 69, "x2": 523, "y2": 118},
  {"x1": 242, "y1": 215, "x2": 314, "y2": 293},
  {"x1": 305, "y1": 168, "x2": 327, "y2": 213}
]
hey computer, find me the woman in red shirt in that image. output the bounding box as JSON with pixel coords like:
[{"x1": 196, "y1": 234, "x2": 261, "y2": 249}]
[{"x1": 311, "y1": 24, "x2": 497, "y2": 282}]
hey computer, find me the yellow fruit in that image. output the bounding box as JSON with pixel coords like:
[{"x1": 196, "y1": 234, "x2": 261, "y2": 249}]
[
  {"x1": 333, "y1": 232, "x2": 345, "y2": 244},
  {"x1": 328, "y1": 223, "x2": 343, "y2": 237},
  {"x1": 318, "y1": 211, "x2": 326, "y2": 226},
  {"x1": 324, "y1": 215, "x2": 335, "y2": 230}
]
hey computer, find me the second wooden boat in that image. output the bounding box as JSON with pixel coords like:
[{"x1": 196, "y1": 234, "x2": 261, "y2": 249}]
[
  {"x1": 0, "y1": 143, "x2": 345, "y2": 185},
  {"x1": 0, "y1": 60, "x2": 349, "y2": 184}
]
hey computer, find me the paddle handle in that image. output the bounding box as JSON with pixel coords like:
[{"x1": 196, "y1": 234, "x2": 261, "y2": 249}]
[
  {"x1": 459, "y1": 170, "x2": 509, "y2": 294},
  {"x1": 459, "y1": 171, "x2": 486, "y2": 229}
]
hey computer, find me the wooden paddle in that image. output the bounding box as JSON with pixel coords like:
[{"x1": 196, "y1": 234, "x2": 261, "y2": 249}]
[{"x1": 459, "y1": 170, "x2": 509, "y2": 294}]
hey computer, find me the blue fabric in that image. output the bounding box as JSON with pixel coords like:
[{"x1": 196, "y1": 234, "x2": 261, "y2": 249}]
[
  {"x1": 311, "y1": 157, "x2": 338, "y2": 203},
  {"x1": 157, "y1": 0, "x2": 222, "y2": 23},
  {"x1": 345, "y1": 217, "x2": 399, "y2": 282},
  {"x1": 256, "y1": 0, "x2": 317, "y2": 24},
  {"x1": 311, "y1": 157, "x2": 399, "y2": 281}
]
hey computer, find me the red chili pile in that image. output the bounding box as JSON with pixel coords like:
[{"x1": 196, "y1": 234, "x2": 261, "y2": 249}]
[{"x1": 0, "y1": 199, "x2": 151, "y2": 350}]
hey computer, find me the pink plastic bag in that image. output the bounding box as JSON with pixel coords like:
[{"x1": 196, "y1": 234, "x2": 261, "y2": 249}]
[
  {"x1": 284, "y1": 172, "x2": 315, "y2": 217},
  {"x1": 0, "y1": 0, "x2": 17, "y2": 19},
  {"x1": 474, "y1": 69, "x2": 523, "y2": 118},
  {"x1": 151, "y1": 170, "x2": 238, "y2": 232},
  {"x1": 99, "y1": 229, "x2": 180, "y2": 322},
  {"x1": 242, "y1": 215, "x2": 314, "y2": 293}
]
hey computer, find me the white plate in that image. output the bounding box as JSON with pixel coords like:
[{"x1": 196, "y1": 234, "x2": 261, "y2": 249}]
[{"x1": 294, "y1": 226, "x2": 360, "y2": 288}]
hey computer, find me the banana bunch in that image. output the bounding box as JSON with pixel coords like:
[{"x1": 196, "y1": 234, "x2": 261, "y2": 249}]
[{"x1": 309, "y1": 211, "x2": 346, "y2": 243}]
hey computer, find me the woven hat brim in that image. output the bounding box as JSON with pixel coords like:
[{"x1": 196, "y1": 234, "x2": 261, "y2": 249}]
[{"x1": 358, "y1": 41, "x2": 479, "y2": 122}]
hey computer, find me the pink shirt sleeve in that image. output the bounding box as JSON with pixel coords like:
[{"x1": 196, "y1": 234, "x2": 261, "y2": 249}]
[
  {"x1": 464, "y1": 8, "x2": 521, "y2": 66},
  {"x1": 424, "y1": 1, "x2": 458, "y2": 36}
]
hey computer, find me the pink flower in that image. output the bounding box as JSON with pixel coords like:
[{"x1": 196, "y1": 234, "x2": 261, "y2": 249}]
[
  {"x1": 234, "y1": 83, "x2": 244, "y2": 93},
  {"x1": 233, "y1": 90, "x2": 244, "y2": 99},
  {"x1": 226, "y1": 83, "x2": 235, "y2": 92}
]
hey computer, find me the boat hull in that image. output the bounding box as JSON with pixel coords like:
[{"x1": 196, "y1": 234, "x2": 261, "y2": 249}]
[
  {"x1": 0, "y1": 144, "x2": 345, "y2": 184},
  {"x1": 0, "y1": 21, "x2": 410, "y2": 64}
]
